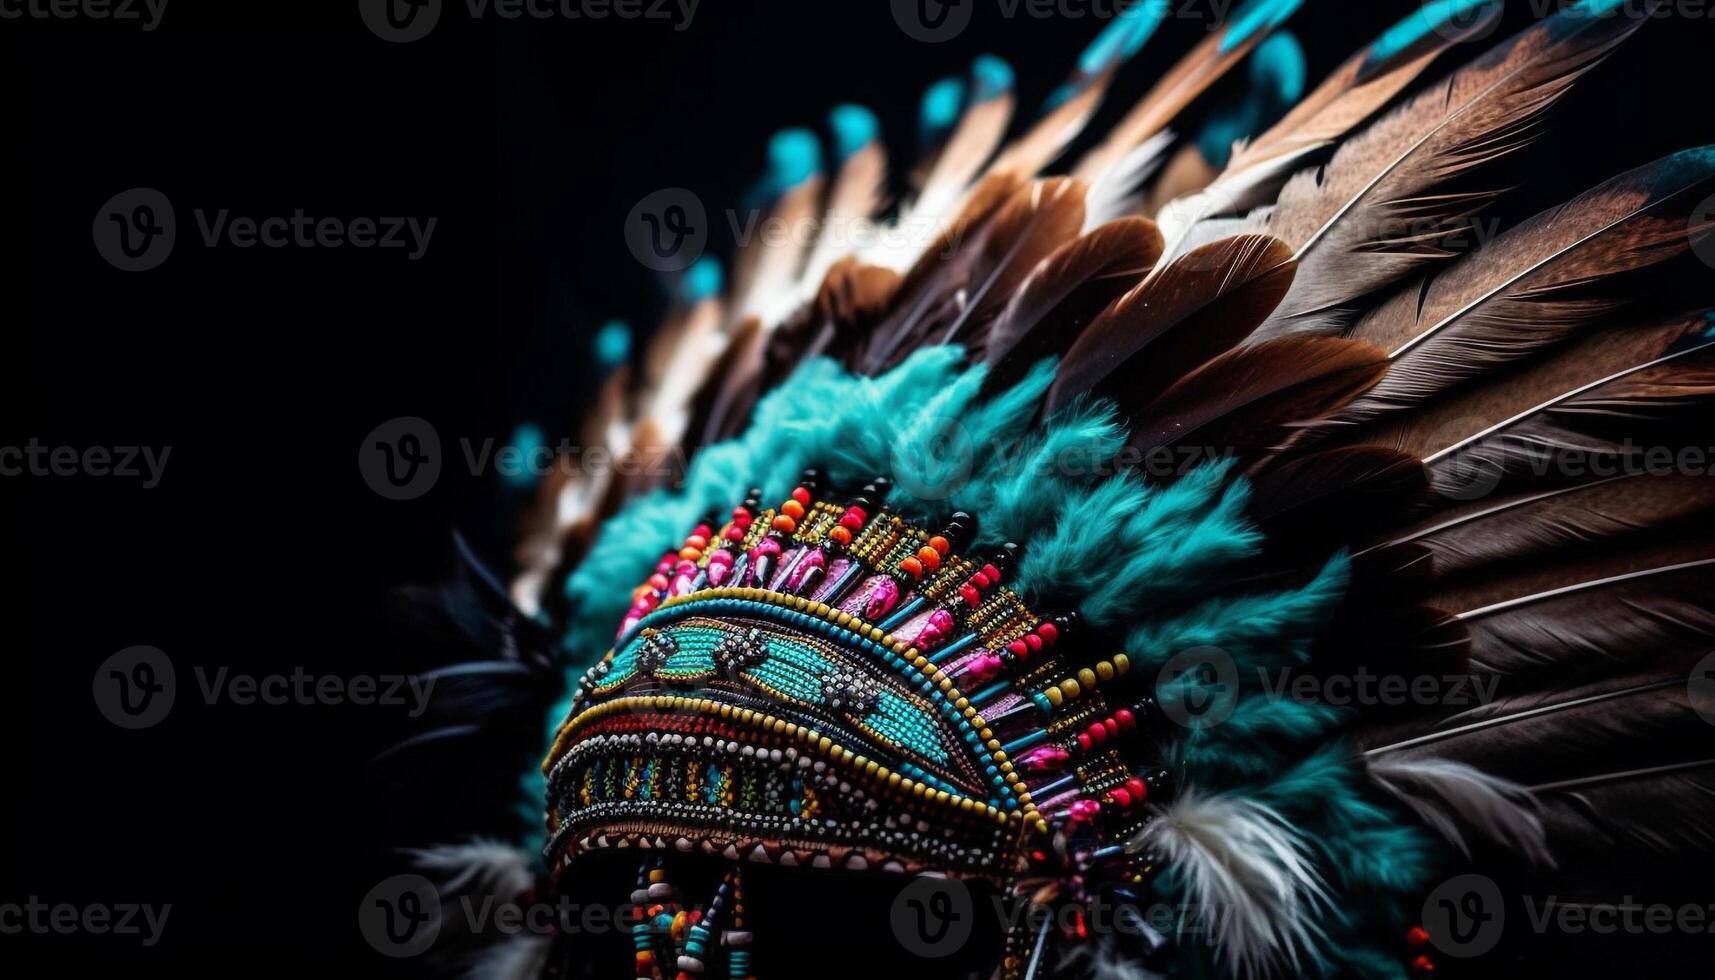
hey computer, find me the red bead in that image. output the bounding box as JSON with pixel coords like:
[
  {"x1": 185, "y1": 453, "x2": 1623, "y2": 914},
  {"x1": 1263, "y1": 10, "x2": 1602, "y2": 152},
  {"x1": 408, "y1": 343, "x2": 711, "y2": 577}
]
[
  {"x1": 1076, "y1": 733, "x2": 1092, "y2": 751},
  {"x1": 1006, "y1": 639, "x2": 1029, "y2": 658},
  {"x1": 791, "y1": 487, "x2": 812, "y2": 505},
  {"x1": 1036, "y1": 621, "x2": 1058, "y2": 644},
  {"x1": 960, "y1": 584, "x2": 981, "y2": 606},
  {"x1": 1408, "y1": 955, "x2": 1434, "y2": 975},
  {"x1": 839, "y1": 512, "x2": 865, "y2": 530},
  {"x1": 1108, "y1": 788, "x2": 1132, "y2": 808},
  {"x1": 1086, "y1": 723, "x2": 1106, "y2": 744},
  {"x1": 1124, "y1": 777, "x2": 1147, "y2": 803},
  {"x1": 1114, "y1": 708, "x2": 1135, "y2": 730},
  {"x1": 1405, "y1": 926, "x2": 1429, "y2": 948},
  {"x1": 969, "y1": 571, "x2": 990, "y2": 589}
]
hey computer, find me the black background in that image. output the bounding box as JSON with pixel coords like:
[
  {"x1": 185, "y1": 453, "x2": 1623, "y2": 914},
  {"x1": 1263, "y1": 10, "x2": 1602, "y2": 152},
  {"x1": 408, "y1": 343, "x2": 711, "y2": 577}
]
[{"x1": 11, "y1": 0, "x2": 1714, "y2": 975}]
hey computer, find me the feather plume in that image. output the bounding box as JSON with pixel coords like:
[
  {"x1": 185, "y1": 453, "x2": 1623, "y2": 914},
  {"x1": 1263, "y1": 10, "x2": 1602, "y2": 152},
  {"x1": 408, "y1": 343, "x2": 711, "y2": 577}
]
[
  {"x1": 1125, "y1": 336, "x2": 1388, "y2": 461},
  {"x1": 1344, "y1": 147, "x2": 1715, "y2": 418},
  {"x1": 1075, "y1": 0, "x2": 1303, "y2": 185},
  {"x1": 1130, "y1": 788, "x2": 1329, "y2": 979},
  {"x1": 1455, "y1": 557, "x2": 1715, "y2": 679},
  {"x1": 1156, "y1": 0, "x2": 1500, "y2": 264},
  {"x1": 1348, "y1": 312, "x2": 1707, "y2": 459},
  {"x1": 1248, "y1": 0, "x2": 1653, "y2": 337},
  {"x1": 1368, "y1": 755, "x2": 1552, "y2": 865},
  {"x1": 1424, "y1": 339, "x2": 1715, "y2": 498},
  {"x1": 1046, "y1": 234, "x2": 1295, "y2": 414},
  {"x1": 981, "y1": 216, "x2": 1165, "y2": 383},
  {"x1": 1370, "y1": 473, "x2": 1715, "y2": 577},
  {"x1": 937, "y1": 177, "x2": 1090, "y2": 346}
]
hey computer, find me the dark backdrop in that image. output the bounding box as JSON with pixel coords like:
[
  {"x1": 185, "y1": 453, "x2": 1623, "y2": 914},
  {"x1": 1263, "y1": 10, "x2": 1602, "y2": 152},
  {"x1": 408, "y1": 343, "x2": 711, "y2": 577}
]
[{"x1": 11, "y1": 0, "x2": 1714, "y2": 975}]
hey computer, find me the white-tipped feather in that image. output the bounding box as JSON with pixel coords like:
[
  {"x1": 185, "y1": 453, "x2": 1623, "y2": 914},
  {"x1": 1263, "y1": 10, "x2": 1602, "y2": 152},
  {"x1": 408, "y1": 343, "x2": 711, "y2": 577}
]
[
  {"x1": 1055, "y1": 939, "x2": 1168, "y2": 980},
  {"x1": 1368, "y1": 756, "x2": 1554, "y2": 867},
  {"x1": 408, "y1": 839, "x2": 535, "y2": 898},
  {"x1": 1129, "y1": 788, "x2": 1329, "y2": 979},
  {"x1": 1083, "y1": 130, "x2": 1175, "y2": 232}
]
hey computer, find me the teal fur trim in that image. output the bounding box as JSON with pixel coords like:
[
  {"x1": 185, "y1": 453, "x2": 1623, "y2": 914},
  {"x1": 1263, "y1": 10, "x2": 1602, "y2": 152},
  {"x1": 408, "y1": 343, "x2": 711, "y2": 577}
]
[
  {"x1": 968, "y1": 397, "x2": 1128, "y2": 547},
  {"x1": 1124, "y1": 553, "x2": 1348, "y2": 666},
  {"x1": 1014, "y1": 460, "x2": 1262, "y2": 628}
]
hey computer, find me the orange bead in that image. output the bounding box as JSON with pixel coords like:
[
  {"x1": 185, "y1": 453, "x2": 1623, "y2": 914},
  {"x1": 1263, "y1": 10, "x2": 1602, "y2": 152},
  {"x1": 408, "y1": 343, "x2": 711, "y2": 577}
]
[
  {"x1": 899, "y1": 556, "x2": 924, "y2": 578},
  {"x1": 781, "y1": 499, "x2": 806, "y2": 519},
  {"x1": 772, "y1": 514, "x2": 797, "y2": 533},
  {"x1": 679, "y1": 547, "x2": 703, "y2": 561},
  {"x1": 916, "y1": 546, "x2": 942, "y2": 571},
  {"x1": 927, "y1": 535, "x2": 951, "y2": 555},
  {"x1": 828, "y1": 526, "x2": 852, "y2": 545}
]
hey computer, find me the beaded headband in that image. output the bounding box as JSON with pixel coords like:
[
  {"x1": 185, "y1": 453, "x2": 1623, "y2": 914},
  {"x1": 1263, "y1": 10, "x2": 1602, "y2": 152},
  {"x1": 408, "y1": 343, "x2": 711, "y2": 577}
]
[{"x1": 542, "y1": 472, "x2": 1168, "y2": 943}]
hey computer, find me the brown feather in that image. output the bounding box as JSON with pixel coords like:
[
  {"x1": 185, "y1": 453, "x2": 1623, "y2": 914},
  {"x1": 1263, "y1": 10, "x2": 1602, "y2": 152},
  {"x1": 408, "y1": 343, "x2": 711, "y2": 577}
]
[
  {"x1": 1073, "y1": 14, "x2": 1284, "y2": 184},
  {"x1": 1247, "y1": 4, "x2": 1651, "y2": 337},
  {"x1": 1348, "y1": 311, "x2": 1708, "y2": 459},
  {"x1": 1125, "y1": 335, "x2": 1389, "y2": 461},
  {"x1": 856, "y1": 173, "x2": 1023, "y2": 372},
  {"x1": 1423, "y1": 339, "x2": 1715, "y2": 500},
  {"x1": 1146, "y1": 144, "x2": 1219, "y2": 218},
  {"x1": 1343, "y1": 149, "x2": 1715, "y2": 418},
  {"x1": 1045, "y1": 234, "x2": 1295, "y2": 413},
  {"x1": 1247, "y1": 445, "x2": 1428, "y2": 547},
  {"x1": 937, "y1": 177, "x2": 1090, "y2": 346},
  {"x1": 980, "y1": 216, "x2": 1164, "y2": 381},
  {"x1": 1373, "y1": 472, "x2": 1715, "y2": 580}
]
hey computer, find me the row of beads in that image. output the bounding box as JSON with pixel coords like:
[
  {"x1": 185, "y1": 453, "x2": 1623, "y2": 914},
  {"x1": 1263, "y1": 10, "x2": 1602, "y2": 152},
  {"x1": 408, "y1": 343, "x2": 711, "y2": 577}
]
[
  {"x1": 633, "y1": 586, "x2": 1045, "y2": 822},
  {"x1": 606, "y1": 594, "x2": 1012, "y2": 804},
  {"x1": 546, "y1": 693, "x2": 1017, "y2": 826}
]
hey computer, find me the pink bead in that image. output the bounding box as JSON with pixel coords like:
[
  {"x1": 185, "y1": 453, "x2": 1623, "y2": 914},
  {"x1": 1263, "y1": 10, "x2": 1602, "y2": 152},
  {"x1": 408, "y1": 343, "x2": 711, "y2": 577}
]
[
  {"x1": 964, "y1": 653, "x2": 1005, "y2": 684},
  {"x1": 1020, "y1": 746, "x2": 1070, "y2": 772},
  {"x1": 1068, "y1": 799, "x2": 1102, "y2": 823}
]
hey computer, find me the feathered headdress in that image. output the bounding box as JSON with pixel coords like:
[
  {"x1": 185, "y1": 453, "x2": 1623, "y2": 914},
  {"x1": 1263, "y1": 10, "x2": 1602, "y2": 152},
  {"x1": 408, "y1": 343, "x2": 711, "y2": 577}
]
[{"x1": 396, "y1": 1, "x2": 1715, "y2": 977}]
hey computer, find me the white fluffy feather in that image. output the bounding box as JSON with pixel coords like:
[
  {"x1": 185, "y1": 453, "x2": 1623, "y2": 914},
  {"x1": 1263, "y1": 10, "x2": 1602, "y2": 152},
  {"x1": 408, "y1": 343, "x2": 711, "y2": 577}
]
[
  {"x1": 1128, "y1": 788, "x2": 1329, "y2": 979},
  {"x1": 408, "y1": 839, "x2": 535, "y2": 898},
  {"x1": 1368, "y1": 755, "x2": 1554, "y2": 867}
]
